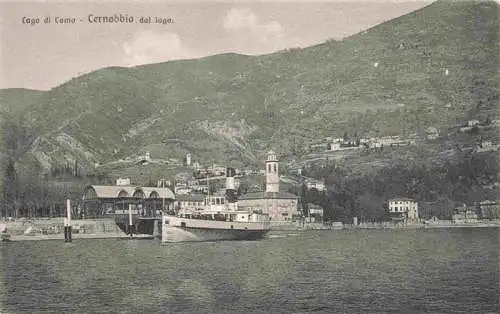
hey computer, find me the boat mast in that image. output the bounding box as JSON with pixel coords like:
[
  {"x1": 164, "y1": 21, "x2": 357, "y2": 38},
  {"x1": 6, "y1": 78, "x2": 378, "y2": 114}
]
[{"x1": 208, "y1": 177, "x2": 212, "y2": 211}]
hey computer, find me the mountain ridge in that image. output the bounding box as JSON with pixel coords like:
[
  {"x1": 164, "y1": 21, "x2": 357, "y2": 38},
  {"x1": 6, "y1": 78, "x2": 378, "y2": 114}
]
[{"x1": 0, "y1": 0, "x2": 497, "y2": 177}]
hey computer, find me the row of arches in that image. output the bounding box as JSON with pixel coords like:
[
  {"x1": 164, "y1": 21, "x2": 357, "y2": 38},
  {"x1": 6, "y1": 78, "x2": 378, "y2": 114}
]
[
  {"x1": 82, "y1": 185, "x2": 175, "y2": 201},
  {"x1": 80, "y1": 185, "x2": 175, "y2": 218},
  {"x1": 116, "y1": 189, "x2": 159, "y2": 199}
]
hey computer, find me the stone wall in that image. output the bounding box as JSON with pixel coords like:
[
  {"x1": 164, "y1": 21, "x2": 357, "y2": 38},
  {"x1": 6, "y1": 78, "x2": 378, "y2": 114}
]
[{"x1": 3, "y1": 218, "x2": 121, "y2": 235}]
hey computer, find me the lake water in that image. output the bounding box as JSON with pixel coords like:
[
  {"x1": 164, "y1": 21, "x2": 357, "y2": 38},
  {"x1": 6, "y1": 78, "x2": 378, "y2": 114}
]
[{"x1": 1, "y1": 228, "x2": 498, "y2": 313}]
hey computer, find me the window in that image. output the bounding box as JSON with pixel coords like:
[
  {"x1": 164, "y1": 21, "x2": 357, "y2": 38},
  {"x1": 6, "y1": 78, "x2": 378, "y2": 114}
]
[
  {"x1": 268, "y1": 164, "x2": 271, "y2": 172},
  {"x1": 273, "y1": 164, "x2": 277, "y2": 172},
  {"x1": 395, "y1": 207, "x2": 398, "y2": 211}
]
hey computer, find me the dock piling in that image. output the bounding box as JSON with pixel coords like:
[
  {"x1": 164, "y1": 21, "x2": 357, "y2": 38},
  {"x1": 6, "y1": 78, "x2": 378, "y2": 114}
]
[
  {"x1": 128, "y1": 204, "x2": 133, "y2": 238},
  {"x1": 64, "y1": 199, "x2": 72, "y2": 242}
]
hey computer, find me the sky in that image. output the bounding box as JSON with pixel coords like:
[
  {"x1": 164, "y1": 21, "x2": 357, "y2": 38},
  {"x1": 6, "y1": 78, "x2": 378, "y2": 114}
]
[{"x1": 0, "y1": 0, "x2": 433, "y2": 90}]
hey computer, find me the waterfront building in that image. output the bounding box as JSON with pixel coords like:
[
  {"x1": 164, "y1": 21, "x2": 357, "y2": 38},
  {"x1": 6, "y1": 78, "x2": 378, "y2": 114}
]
[
  {"x1": 388, "y1": 197, "x2": 419, "y2": 223},
  {"x1": 306, "y1": 204, "x2": 324, "y2": 223},
  {"x1": 452, "y1": 205, "x2": 479, "y2": 224},
  {"x1": 81, "y1": 184, "x2": 175, "y2": 217},
  {"x1": 238, "y1": 151, "x2": 300, "y2": 222},
  {"x1": 479, "y1": 200, "x2": 500, "y2": 219}
]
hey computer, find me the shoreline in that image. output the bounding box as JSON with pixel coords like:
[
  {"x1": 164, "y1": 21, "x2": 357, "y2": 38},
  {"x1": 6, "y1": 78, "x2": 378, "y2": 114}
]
[
  {"x1": 2, "y1": 222, "x2": 499, "y2": 242},
  {"x1": 274, "y1": 223, "x2": 500, "y2": 231},
  {"x1": 3, "y1": 233, "x2": 155, "y2": 242}
]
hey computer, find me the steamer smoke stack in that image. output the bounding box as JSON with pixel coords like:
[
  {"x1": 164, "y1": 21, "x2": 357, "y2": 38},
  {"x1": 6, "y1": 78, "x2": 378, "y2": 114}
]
[
  {"x1": 226, "y1": 167, "x2": 235, "y2": 190},
  {"x1": 226, "y1": 167, "x2": 237, "y2": 203}
]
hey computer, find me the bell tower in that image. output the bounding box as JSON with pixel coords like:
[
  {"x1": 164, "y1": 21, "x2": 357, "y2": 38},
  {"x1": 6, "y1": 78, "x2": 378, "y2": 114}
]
[{"x1": 265, "y1": 151, "x2": 279, "y2": 193}]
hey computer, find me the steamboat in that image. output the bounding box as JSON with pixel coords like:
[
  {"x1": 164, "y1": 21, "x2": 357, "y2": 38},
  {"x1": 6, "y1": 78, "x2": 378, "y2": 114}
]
[
  {"x1": 162, "y1": 166, "x2": 271, "y2": 243},
  {"x1": 162, "y1": 207, "x2": 270, "y2": 243}
]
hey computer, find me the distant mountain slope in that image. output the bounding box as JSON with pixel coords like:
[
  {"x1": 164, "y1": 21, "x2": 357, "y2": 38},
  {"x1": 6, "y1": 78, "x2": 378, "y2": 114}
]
[
  {"x1": 0, "y1": 88, "x2": 44, "y2": 114},
  {"x1": 3, "y1": 0, "x2": 499, "y2": 173}
]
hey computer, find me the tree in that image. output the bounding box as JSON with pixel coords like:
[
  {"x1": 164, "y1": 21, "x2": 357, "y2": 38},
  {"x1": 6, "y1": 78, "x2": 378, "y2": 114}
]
[{"x1": 237, "y1": 182, "x2": 248, "y2": 196}]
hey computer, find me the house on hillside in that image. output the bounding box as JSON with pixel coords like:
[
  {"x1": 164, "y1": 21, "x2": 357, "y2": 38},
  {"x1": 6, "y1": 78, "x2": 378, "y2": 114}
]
[
  {"x1": 116, "y1": 178, "x2": 131, "y2": 186},
  {"x1": 476, "y1": 140, "x2": 498, "y2": 152},
  {"x1": 306, "y1": 180, "x2": 326, "y2": 192},
  {"x1": 425, "y1": 127, "x2": 439, "y2": 140},
  {"x1": 136, "y1": 151, "x2": 151, "y2": 165},
  {"x1": 459, "y1": 120, "x2": 481, "y2": 132},
  {"x1": 327, "y1": 142, "x2": 342, "y2": 151},
  {"x1": 174, "y1": 183, "x2": 192, "y2": 195},
  {"x1": 467, "y1": 120, "x2": 480, "y2": 127}
]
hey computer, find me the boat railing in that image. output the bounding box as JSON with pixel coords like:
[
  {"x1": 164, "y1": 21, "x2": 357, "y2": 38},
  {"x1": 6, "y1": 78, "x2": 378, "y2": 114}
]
[{"x1": 173, "y1": 212, "x2": 269, "y2": 223}]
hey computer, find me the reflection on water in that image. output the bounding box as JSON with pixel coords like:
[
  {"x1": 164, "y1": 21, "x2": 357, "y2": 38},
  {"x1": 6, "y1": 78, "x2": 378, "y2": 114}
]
[{"x1": 1, "y1": 228, "x2": 499, "y2": 313}]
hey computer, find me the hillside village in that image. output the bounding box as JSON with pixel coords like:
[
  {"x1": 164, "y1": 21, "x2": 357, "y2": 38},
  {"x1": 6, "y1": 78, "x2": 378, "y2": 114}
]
[{"x1": 0, "y1": 0, "x2": 498, "y2": 226}]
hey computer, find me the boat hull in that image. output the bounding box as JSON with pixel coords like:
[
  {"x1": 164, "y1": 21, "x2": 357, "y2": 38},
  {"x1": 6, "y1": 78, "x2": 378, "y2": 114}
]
[
  {"x1": 114, "y1": 213, "x2": 160, "y2": 236},
  {"x1": 161, "y1": 215, "x2": 270, "y2": 243},
  {"x1": 163, "y1": 226, "x2": 269, "y2": 243}
]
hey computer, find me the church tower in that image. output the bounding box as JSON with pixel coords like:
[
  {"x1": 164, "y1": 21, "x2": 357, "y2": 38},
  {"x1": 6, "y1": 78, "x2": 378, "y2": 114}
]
[{"x1": 265, "y1": 151, "x2": 279, "y2": 193}]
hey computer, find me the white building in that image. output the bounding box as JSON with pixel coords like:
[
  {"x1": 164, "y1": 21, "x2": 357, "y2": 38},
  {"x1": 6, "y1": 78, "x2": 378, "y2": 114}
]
[
  {"x1": 186, "y1": 153, "x2": 192, "y2": 166},
  {"x1": 328, "y1": 142, "x2": 342, "y2": 151},
  {"x1": 388, "y1": 197, "x2": 419, "y2": 223},
  {"x1": 476, "y1": 140, "x2": 498, "y2": 152},
  {"x1": 467, "y1": 120, "x2": 480, "y2": 127},
  {"x1": 266, "y1": 151, "x2": 279, "y2": 193},
  {"x1": 426, "y1": 127, "x2": 439, "y2": 140},
  {"x1": 174, "y1": 183, "x2": 192, "y2": 195},
  {"x1": 306, "y1": 180, "x2": 326, "y2": 192},
  {"x1": 157, "y1": 179, "x2": 172, "y2": 187},
  {"x1": 116, "y1": 178, "x2": 131, "y2": 186},
  {"x1": 306, "y1": 204, "x2": 324, "y2": 223}
]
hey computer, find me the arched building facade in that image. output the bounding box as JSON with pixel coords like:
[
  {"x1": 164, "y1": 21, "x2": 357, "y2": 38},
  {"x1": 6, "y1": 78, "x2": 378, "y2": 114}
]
[{"x1": 81, "y1": 185, "x2": 175, "y2": 218}]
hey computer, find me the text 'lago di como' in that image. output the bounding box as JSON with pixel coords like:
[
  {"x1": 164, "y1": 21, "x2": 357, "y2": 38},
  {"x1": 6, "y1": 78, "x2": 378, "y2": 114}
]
[{"x1": 21, "y1": 14, "x2": 175, "y2": 26}]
